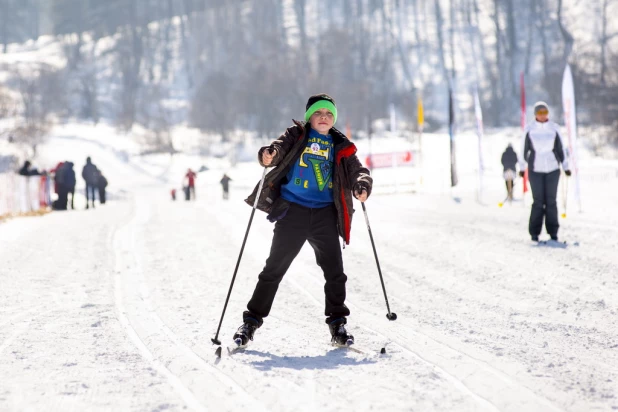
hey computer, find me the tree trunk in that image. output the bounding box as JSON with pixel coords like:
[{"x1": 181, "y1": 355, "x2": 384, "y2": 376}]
[
  {"x1": 505, "y1": 0, "x2": 518, "y2": 97},
  {"x1": 523, "y1": 0, "x2": 534, "y2": 75},
  {"x1": 492, "y1": 0, "x2": 503, "y2": 124},
  {"x1": 434, "y1": 0, "x2": 449, "y2": 83},
  {"x1": 600, "y1": 0, "x2": 608, "y2": 85},
  {"x1": 1, "y1": 0, "x2": 8, "y2": 53},
  {"x1": 381, "y1": 0, "x2": 414, "y2": 89},
  {"x1": 535, "y1": 0, "x2": 549, "y2": 82},
  {"x1": 449, "y1": 0, "x2": 456, "y2": 81},
  {"x1": 557, "y1": 0, "x2": 574, "y2": 63}
]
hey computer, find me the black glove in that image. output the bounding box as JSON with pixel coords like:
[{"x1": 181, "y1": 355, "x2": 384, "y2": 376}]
[
  {"x1": 519, "y1": 171, "x2": 525, "y2": 178},
  {"x1": 353, "y1": 182, "x2": 370, "y2": 199},
  {"x1": 565, "y1": 170, "x2": 572, "y2": 177}
]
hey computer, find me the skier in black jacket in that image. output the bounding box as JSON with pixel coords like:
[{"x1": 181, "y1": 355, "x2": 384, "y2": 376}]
[
  {"x1": 82, "y1": 157, "x2": 98, "y2": 209},
  {"x1": 501, "y1": 144, "x2": 518, "y2": 201}
]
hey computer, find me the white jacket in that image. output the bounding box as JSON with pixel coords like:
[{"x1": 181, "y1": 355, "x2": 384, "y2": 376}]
[{"x1": 519, "y1": 120, "x2": 570, "y2": 173}]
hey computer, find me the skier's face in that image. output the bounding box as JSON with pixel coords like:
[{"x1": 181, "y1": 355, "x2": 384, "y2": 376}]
[
  {"x1": 535, "y1": 109, "x2": 549, "y2": 122},
  {"x1": 310, "y1": 109, "x2": 334, "y2": 134}
]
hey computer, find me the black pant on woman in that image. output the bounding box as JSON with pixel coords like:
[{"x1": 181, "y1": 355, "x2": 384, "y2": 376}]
[{"x1": 528, "y1": 170, "x2": 560, "y2": 238}]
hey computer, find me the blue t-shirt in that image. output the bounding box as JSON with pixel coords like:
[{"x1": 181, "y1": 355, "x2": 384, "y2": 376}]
[{"x1": 280, "y1": 129, "x2": 334, "y2": 208}]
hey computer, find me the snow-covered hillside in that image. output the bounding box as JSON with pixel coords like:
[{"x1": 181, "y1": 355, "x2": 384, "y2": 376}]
[{"x1": 1, "y1": 118, "x2": 617, "y2": 411}]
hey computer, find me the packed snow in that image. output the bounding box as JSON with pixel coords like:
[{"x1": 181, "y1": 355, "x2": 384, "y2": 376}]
[{"x1": 1, "y1": 122, "x2": 617, "y2": 412}]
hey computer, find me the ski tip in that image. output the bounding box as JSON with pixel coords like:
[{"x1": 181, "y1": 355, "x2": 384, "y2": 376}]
[
  {"x1": 498, "y1": 203, "x2": 504, "y2": 207},
  {"x1": 561, "y1": 213, "x2": 567, "y2": 218},
  {"x1": 214, "y1": 346, "x2": 222, "y2": 358}
]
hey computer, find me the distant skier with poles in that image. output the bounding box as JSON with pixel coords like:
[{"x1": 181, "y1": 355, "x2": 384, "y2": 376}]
[
  {"x1": 519, "y1": 102, "x2": 571, "y2": 242},
  {"x1": 232, "y1": 94, "x2": 373, "y2": 347},
  {"x1": 501, "y1": 144, "x2": 518, "y2": 203}
]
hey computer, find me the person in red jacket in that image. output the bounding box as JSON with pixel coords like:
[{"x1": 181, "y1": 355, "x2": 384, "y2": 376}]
[{"x1": 185, "y1": 168, "x2": 197, "y2": 200}]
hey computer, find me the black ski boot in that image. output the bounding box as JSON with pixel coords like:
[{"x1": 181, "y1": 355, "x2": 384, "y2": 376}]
[
  {"x1": 233, "y1": 319, "x2": 258, "y2": 347},
  {"x1": 328, "y1": 318, "x2": 354, "y2": 346}
]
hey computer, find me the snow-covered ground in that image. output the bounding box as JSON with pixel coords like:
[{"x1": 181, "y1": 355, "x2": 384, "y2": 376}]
[{"x1": 1, "y1": 123, "x2": 618, "y2": 412}]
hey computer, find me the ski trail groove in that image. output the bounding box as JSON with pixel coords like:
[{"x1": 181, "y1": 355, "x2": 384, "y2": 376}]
[
  {"x1": 210, "y1": 204, "x2": 499, "y2": 411},
  {"x1": 112, "y1": 194, "x2": 266, "y2": 412}
]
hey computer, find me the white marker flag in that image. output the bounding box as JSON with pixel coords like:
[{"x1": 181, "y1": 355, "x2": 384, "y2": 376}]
[{"x1": 561, "y1": 64, "x2": 582, "y2": 212}]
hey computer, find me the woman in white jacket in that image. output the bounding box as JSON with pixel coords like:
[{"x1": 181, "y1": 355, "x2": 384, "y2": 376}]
[{"x1": 519, "y1": 102, "x2": 571, "y2": 242}]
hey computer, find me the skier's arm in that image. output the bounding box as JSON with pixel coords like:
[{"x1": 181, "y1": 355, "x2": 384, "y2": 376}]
[
  {"x1": 555, "y1": 125, "x2": 570, "y2": 172},
  {"x1": 345, "y1": 154, "x2": 373, "y2": 199},
  {"x1": 257, "y1": 124, "x2": 303, "y2": 167}
]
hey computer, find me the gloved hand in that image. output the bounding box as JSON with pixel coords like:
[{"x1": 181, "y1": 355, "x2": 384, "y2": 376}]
[
  {"x1": 519, "y1": 171, "x2": 525, "y2": 178},
  {"x1": 565, "y1": 170, "x2": 572, "y2": 177},
  {"x1": 353, "y1": 182, "x2": 369, "y2": 202}
]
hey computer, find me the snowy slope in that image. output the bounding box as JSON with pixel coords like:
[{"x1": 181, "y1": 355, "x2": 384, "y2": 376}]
[{"x1": 1, "y1": 124, "x2": 618, "y2": 411}]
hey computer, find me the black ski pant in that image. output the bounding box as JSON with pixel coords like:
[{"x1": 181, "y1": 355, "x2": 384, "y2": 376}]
[
  {"x1": 85, "y1": 184, "x2": 96, "y2": 207},
  {"x1": 528, "y1": 170, "x2": 560, "y2": 238},
  {"x1": 245, "y1": 202, "x2": 349, "y2": 326},
  {"x1": 57, "y1": 187, "x2": 68, "y2": 210}
]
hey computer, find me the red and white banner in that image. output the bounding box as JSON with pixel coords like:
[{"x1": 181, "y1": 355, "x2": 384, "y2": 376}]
[
  {"x1": 366, "y1": 151, "x2": 415, "y2": 169},
  {"x1": 0, "y1": 173, "x2": 51, "y2": 216}
]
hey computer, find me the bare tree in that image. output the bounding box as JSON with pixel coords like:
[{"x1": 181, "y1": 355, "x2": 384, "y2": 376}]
[
  {"x1": 0, "y1": 85, "x2": 13, "y2": 120},
  {"x1": 599, "y1": 0, "x2": 618, "y2": 85},
  {"x1": 434, "y1": 0, "x2": 449, "y2": 83},
  {"x1": 556, "y1": 0, "x2": 574, "y2": 63},
  {"x1": 12, "y1": 65, "x2": 65, "y2": 156}
]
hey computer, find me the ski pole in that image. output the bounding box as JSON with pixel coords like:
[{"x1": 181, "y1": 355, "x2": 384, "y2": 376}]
[
  {"x1": 361, "y1": 202, "x2": 397, "y2": 321},
  {"x1": 498, "y1": 193, "x2": 509, "y2": 208},
  {"x1": 561, "y1": 173, "x2": 569, "y2": 218},
  {"x1": 498, "y1": 178, "x2": 512, "y2": 208},
  {"x1": 211, "y1": 166, "x2": 268, "y2": 347}
]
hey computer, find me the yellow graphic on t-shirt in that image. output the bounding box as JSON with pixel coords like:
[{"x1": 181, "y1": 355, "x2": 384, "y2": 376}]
[
  {"x1": 299, "y1": 146, "x2": 330, "y2": 167},
  {"x1": 304, "y1": 180, "x2": 309, "y2": 188}
]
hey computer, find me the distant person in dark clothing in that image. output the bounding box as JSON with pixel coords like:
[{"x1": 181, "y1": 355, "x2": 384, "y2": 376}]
[
  {"x1": 54, "y1": 161, "x2": 77, "y2": 210},
  {"x1": 501, "y1": 144, "x2": 518, "y2": 201},
  {"x1": 65, "y1": 162, "x2": 77, "y2": 210},
  {"x1": 18, "y1": 160, "x2": 41, "y2": 176},
  {"x1": 82, "y1": 157, "x2": 98, "y2": 209},
  {"x1": 220, "y1": 174, "x2": 232, "y2": 200},
  {"x1": 97, "y1": 170, "x2": 108, "y2": 204},
  {"x1": 185, "y1": 168, "x2": 197, "y2": 200},
  {"x1": 171, "y1": 188, "x2": 177, "y2": 201}
]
